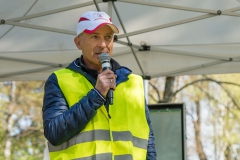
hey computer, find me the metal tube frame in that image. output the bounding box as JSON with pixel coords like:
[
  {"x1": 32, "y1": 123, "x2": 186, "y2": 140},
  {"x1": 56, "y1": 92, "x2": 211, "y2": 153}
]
[{"x1": 1, "y1": 0, "x2": 240, "y2": 79}]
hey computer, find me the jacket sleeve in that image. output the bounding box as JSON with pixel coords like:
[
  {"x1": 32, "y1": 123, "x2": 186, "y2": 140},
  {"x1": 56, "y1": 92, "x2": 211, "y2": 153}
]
[
  {"x1": 145, "y1": 101, "x2": 157, "y2": 160},
  {"x1": 42, "y1": 73, "x2": 105, "y2": 146}
]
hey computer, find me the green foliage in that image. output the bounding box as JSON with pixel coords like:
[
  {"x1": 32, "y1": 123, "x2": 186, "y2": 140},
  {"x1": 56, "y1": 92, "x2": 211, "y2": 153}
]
[{"x1": 0, "y1": 81, "x2": 46, "y2": 159}]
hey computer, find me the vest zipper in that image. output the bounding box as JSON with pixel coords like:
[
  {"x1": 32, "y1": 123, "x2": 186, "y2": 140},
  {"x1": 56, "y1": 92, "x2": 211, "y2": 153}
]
[
  {"x1": 108, "y1": 113, "x2": 111, "y2": 119},
  {"x1": 105, "y1": 100, "x2": 111, "y2": 119}
]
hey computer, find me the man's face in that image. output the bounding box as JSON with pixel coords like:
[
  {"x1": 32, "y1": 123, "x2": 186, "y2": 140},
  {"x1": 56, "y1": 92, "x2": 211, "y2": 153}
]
[{"x1": 75, "y1": 25, "x2": 114, "y2": 71}]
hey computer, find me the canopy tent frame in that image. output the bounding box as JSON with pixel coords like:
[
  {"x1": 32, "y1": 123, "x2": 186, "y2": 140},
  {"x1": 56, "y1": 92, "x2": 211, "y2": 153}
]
[{"x1": 0, "y1": 0, "x2": 240, "y2": 80}]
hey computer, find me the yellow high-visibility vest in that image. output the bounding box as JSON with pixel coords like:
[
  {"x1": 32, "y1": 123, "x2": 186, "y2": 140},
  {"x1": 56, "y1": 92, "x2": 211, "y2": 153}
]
[{"x1": 48, "y1": 68, "x2": 149, "y2": 160}]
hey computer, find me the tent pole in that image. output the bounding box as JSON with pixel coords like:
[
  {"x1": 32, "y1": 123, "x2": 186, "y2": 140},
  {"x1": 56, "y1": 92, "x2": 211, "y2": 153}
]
[
  {"x1": 118, "y1": 0, "x2": 240, "y2": 17},
  {"x1": 112, "y1": 2, "x2": 146, "y2": 77},
  {"x1": 144, "y1": 80, "x2": 149, "y2": 104},
  {"x1": 153, "y1": 60, "x2": 230, "y2": 77},
  {"x1": 93, "y1": 0, "x2": 100, "y2": 11},
  {"x1": 116, "y1": 6, "x2": 240, "y2": 39},
  {"x1": 7, "y1": 2, "x2": 96, "y2": 22},
  {"x1": 108, "y1": 1, "x2": 113, "y2": 17}
]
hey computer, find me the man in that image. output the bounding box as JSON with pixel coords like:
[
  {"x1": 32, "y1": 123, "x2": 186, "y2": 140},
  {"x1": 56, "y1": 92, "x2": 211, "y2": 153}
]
[{"x1": 42, "y1": 11, "x2": 157, "y2": 160}]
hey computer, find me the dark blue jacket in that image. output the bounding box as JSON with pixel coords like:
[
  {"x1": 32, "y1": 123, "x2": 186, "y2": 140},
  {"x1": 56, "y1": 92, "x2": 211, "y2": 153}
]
[{"x1": 42, "y1": 58, "x2": 157, "y2": 160}]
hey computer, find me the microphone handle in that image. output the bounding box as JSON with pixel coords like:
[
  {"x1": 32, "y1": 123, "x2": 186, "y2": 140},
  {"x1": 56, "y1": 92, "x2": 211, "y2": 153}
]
[
  {"x1": 107, "y1": 89, "x2": 113, "y2": 105},
  {"x1": 102, "y1": 66, "x2": 114, "y2": 105}
]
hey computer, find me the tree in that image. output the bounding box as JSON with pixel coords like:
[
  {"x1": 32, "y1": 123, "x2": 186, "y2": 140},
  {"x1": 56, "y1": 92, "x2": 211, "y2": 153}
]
[
  {"x1": 0, "y1": 81, "x2": 46, "y2": 160},
  {"x1": 1, "y1": 74, "x2": 240, "y2": 159},
  {"x1": 148, "y1": 74, "x2": 240, "y2": 159}
]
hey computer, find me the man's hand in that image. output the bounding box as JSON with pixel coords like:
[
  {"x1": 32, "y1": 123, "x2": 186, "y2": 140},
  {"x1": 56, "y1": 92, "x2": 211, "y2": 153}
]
[{"x1": 95, "y1": 70, "x2": 117, "y2": 98}]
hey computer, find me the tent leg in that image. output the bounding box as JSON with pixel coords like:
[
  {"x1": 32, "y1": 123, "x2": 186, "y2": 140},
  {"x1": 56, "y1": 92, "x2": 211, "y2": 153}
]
[
  {"x1": 144, "y1": 80, "x2": 149, "y2": 104},
  {"x1": 108, "y1": 1, "x2": 113, "y2": 17}
]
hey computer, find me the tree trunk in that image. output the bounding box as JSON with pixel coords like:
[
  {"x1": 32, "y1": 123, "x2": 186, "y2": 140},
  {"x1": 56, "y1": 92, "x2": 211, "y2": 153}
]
[
  {"x1": 4, "y1": 115, "x2": 13, "y2": 160},
  {"x1": 4, "y1": 82, "x2": 16, "y2": 160},
  {"x1": 224, "y1": 145, "x2": 232, "y2": 160},
  {"x1": 193, "y1": 101, "x2": 208, "y2": 160},
  {"x1": 162, "y1": 76, "x2": 175, "y2": 103}
]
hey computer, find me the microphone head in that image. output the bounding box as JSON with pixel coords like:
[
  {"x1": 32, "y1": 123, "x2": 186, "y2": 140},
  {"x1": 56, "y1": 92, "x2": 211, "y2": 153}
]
[{"x1": 99, "y1": 53, "x2": 111, "y2": 63}]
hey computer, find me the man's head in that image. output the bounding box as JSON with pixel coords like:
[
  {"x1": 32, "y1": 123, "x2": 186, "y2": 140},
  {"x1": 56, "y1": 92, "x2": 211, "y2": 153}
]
[{"x1": 74, "y1": 11, "x2": 119, "y2": 71}]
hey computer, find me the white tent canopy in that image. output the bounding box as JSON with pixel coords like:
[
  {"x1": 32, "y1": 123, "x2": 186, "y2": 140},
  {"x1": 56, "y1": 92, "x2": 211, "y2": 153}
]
[{"x1": 1, "y1": 0, "x2": 240, "y2": 81}]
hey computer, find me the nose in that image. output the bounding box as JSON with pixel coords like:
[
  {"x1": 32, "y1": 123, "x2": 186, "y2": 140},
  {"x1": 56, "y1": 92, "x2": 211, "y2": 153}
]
[{"x1": 98, "y1": 40, "x2": 107, "y2": 48}]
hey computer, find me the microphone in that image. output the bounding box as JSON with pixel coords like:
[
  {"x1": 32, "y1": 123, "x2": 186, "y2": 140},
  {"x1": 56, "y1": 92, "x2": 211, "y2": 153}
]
[{"x1": 99, "y1": 53, "x2": 114, "y2": 105}]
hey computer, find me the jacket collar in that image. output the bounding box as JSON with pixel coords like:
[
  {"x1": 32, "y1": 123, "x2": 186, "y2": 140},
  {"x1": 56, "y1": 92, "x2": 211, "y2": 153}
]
[{"x1": 66, "y1": 56, "x2": 132, "y2": 85}]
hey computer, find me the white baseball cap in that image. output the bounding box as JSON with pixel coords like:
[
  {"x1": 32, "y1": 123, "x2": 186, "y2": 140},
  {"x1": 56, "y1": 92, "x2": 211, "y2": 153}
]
[{"x1": 76, "y1": 11, "x2": 119, "y2": 36}]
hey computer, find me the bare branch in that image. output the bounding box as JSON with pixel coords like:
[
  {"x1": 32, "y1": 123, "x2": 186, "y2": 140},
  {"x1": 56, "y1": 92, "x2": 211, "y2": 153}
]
[
  {"x1": 173, "y1": 78, "x2": 240, "y2": 109},
  {"x1": 203, "y1": 76, "x2": 240, "y2": 110},
  {"x1": 148, "y1": 94, "x2": 159, "y2": 103},
  {"x1": 149, "y1": 82, "x2": 161, "y2": 102}
]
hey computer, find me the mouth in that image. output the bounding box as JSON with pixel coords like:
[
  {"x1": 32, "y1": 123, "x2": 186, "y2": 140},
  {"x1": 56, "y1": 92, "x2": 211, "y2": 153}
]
[
  {"x1": 95, "y1": 53, "x2": 103, "y2": 57},
  {"x1": 96, "y1": 52, "x2": 108, "y2": 56},
  {"x1": 95, "y1": 53, "x2": 103, "y2": 61}
]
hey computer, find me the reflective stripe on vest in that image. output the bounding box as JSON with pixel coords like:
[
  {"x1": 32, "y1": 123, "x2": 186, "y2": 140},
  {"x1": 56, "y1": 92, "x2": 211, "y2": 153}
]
[
  {"x1": 48, "y1": 130, "x2": 148, "y2": 152},
  {"x1": 50, "y1": 68, "x2": 149, "y2": 160},
  {"x1": 72, "y1": 154, "x2": 133, "y2": 160}
]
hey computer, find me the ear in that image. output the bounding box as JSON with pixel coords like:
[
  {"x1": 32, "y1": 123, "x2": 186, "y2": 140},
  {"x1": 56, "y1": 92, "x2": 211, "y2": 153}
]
[{"x1": 74, "y1": 36, "x2": 82, "y2": 50}]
